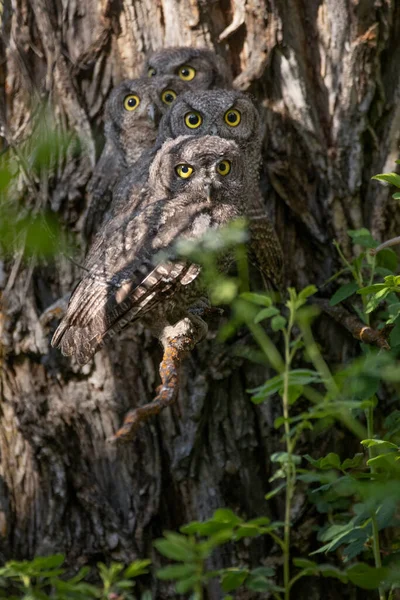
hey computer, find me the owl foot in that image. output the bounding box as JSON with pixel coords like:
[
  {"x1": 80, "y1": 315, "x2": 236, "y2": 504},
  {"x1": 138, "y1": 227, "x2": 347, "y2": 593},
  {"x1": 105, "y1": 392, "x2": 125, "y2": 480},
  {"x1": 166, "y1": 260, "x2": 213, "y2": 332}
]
[{"x1": 108, "y1": 335, "x2": 193, "y2": 442}]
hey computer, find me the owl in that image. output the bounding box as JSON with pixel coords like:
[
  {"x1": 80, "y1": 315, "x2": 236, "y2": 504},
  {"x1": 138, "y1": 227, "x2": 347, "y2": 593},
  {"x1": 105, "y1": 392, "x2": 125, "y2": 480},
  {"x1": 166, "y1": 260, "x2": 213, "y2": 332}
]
[
  {"x1": 143, "y1": 46, "x2": 232, "y2": 90},
  {"x1": 131, "y1": 89, "x2": 283, "y2": 289},
  {"x1": 52, "y1": 135, "x2": 247, "y2": 438},
  {"x1": 84, "y1": 75, "x2": 191, "y2": 239}
]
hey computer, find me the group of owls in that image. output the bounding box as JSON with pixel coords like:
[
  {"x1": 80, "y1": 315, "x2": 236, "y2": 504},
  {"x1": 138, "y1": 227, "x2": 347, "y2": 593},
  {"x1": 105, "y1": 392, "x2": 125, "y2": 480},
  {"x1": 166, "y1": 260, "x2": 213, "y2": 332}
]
[{"x1": 52, "y1": 47, "x2": 283, "y2": 439}]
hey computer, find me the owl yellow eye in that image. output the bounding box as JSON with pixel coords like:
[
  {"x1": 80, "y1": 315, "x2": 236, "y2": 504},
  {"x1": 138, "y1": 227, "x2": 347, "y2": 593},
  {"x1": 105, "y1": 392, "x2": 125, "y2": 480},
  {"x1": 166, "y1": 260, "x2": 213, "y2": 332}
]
[
  {"x1": 161, "y1": 89, "x2": 177, "y2": 105},
  {"x1": 184, "y1": 111, "x2": 203, "y2": 129},
  {"x1": 148, "y1": 67, "x2": 156, "y2": 77},
  {"x1": 178, "y1": 65, "x2": 196, "y2": 81},
  {"x1": 176, "y1": 164, "x2": 194, "y2": 179},
  {"x1": 216, "y1": 160, "x2": 231, "y2": 176},
  {"x1": 124, "y1": 94, "x2": 140, "y2": 111},
  {"x1": 224, "y1": 109, "x2": 241, "y2": 127}
]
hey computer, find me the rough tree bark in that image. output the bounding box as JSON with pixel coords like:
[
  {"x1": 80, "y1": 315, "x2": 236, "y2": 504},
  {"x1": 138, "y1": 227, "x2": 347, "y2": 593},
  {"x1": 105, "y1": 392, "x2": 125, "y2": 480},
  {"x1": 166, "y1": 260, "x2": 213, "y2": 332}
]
[{"x1": 0, "y1": 1, "x2": 399, "y2": 598}]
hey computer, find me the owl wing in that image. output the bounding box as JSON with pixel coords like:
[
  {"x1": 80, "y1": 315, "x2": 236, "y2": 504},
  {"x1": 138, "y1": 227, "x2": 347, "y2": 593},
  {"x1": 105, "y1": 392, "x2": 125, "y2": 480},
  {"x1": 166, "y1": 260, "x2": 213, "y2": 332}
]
[
  {"x1": 248, "y1": 202, "x2": 284, "y2": 292},
  {"x1": 52, "y1": 203, "x2": 201, "y2": 364},
  {"x1": 83, "y1": 139, "x2": 125, "y2": 240}
]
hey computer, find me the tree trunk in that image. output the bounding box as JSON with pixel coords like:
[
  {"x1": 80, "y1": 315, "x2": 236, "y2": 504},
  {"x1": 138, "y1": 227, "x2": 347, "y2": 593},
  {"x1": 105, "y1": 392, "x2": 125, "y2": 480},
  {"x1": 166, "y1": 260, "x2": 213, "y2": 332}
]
[{"x1": 1, "y1": 1, "x2": 399, "y2": 598}]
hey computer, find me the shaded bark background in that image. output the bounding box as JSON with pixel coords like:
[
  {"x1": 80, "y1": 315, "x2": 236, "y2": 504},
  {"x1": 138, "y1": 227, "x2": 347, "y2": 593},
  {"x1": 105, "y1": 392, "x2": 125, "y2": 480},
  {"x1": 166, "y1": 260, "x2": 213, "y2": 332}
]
[{"x1": 0, "y1": 0, "x2": 399, "y2": 598}]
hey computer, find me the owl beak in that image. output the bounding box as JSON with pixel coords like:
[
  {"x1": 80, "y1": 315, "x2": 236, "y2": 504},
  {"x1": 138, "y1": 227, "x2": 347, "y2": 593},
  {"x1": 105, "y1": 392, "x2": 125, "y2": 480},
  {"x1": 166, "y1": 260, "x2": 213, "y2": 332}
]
[
  {"x1": 204, "y1": 183, "x2": 212, "y2": 203},
  {"x1": 209, "y1": 123, "x2": 218, "y2": 136},
  {"x1": 147, "y1": 103, "x2": 157, "y2": 123}
]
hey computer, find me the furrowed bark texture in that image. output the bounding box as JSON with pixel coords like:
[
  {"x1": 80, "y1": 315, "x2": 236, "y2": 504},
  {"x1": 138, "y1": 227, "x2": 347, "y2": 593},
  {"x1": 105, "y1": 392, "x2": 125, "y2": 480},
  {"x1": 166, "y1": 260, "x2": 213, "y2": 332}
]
[{"x1": 1, "y1": 1, "x2": 399, "y2": 598}]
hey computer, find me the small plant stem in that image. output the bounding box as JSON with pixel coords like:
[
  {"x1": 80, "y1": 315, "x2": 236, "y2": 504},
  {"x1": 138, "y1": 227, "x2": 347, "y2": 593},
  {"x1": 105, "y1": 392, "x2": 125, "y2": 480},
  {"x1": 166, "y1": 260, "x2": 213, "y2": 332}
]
[
  {"x1": 282, "y1": 309, "x2": 296, "y2": 600},
  {"x1": 193, "y1": 559, "x2": 204, "y2": 600},
  {"x1": 193, "y1": 584, "x2": 203, "y2": 600},
  {"x1": 247, "y1": 322, "x2": 285, "y2": 373},
  {"x1": 299, "y1": 321, "x2": 368, "y2": 439},
  {"x1": 365, "y1": 405, "x2": 386, "y2": 600}
]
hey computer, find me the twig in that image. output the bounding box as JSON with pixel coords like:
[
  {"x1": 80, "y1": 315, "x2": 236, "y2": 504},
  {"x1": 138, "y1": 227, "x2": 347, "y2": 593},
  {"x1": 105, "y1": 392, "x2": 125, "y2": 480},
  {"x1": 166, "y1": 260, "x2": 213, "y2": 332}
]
[
  {"x1": 370, "y1": 236, "x2": 400, "y2": 255},
  {"x1": 314, "y1": 298, "x2": 391, "y2": 350}
]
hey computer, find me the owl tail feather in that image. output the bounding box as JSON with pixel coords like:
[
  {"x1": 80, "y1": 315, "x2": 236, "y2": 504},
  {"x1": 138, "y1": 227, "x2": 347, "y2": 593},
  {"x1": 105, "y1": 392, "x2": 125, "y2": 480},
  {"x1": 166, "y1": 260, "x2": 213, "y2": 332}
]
[{"x1": 51, "y1": 324, "x2": 101, "y2": 365}]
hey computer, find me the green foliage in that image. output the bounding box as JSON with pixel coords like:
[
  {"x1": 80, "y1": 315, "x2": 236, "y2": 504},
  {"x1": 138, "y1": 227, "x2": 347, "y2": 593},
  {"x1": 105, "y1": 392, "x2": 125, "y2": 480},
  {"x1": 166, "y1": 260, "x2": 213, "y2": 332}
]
[
  {"x1": 0, "y1": 555, "x2": 151, "y2": 599},
  {"x1": 0, "y1": 107, "x2": 76, "y2": 261},
  {"x1": 172, "y1": 219, "x2": 400, "y2": 598},
  {"x1": 154, "y1": 510, "x2": 283, "y2": 597}
]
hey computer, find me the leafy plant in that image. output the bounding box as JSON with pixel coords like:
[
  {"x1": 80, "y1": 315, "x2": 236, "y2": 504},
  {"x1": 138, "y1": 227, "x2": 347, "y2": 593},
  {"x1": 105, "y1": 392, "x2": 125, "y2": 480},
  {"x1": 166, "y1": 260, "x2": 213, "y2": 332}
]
[{"x1": 0, "y1": 554, "x2": 151, "y2": 600}]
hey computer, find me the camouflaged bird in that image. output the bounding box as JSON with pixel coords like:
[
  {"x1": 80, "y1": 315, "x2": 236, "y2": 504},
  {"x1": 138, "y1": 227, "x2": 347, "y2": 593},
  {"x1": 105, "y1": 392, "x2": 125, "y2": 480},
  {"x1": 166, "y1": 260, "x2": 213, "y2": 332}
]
[
  {"x1": 117, "y1": 89, "x2": 284, "y2": 290},
  {"x1": 143, "y1": 46, "x2": 232, "y2": 90},
  {"x1": 84, "y1": 75, "x2": 192, "y2": 239},
  {"x1": 52, "y1": 135, "x2": 248, "y2": 439}
]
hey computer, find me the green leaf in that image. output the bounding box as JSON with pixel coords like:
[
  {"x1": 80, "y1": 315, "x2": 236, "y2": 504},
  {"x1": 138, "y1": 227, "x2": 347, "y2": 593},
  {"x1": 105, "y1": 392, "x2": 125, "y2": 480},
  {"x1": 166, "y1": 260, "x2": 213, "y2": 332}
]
[
  {"x1": 213, "y1": 508, "x2": 242, "y2": 526},
  {"x1": 346, "y1": 563, "x2": 389, "y2": 589},
  {"x1": 393, "y1": 192, "x2": 400, "y2": 199},
  {"x1": 376, "y1": 248, "x2": 398, "y2": 273},
  {"x1": 341, "y1": 454, "x2": 364, "y2": 470},
  {"x1": 175, "y1": 575, "x2": 200, "y2": 594},
  {"x1": 304, "y1": 453, "x2": 341, "y2": 470},
  {"x1": 357, "y1": 284, "x2": 387, "y2": 295},
  {"x1": 254, "y1": 306, "x2": 280, "y2": 323},
  {"x1": 317, "y1": 565, "x2": 348, "y2": 583},
  {"x1": 246, "y1": 575, "x2": 283, "y2": 592},
  {"x1": 347, "y1": 228, "x2": 378, "y2": 248},
  {"x1": 298, "y1": 285, "x2": 318, "y2": 302},
  {"x1": 293, "y1": 558, "x2": 317, "y2": 569},
  {"x1": 154, "y1": 533, "x2": 196, "y2": 561},
  {"x1": 115, "y1": 580, "x2": 135, "y2": 589},
  {"x1": 29, "y1": 555, "x2": 65, "y2": 571},
  {"x1": 271, "y1": 452, "x2": 302, "y2": 464},
  {"x1": 221, "y1": 569, "x2": 248, "y2": 592},
  {"x1": 156, "y1": 564, "x2": 197, "y2": 580},
  {"x1": 234, "y1": 524, "x2": 260, "y2": 540},
  {"x1": 329, "y1": 282, "x2": 359, "y2": 306},
  {"x1": 249, "y1": 373, "x2": 284, "y2": 403},
  {"x1": 288, "y1": 384, "x2": 303, "y2": 405},
  {"x1": 247, "y1": 517, "x2": 271, "y2": 526},
  {"x1": 124, "y1": 559, "x2": 151, "y2": 578},
  {"x1": 250, "y1": 369, "x2": 321, "y2": 404},
  {"x1": 240, "y1": 292, "x2": 272, "y2": 307},
  {"x1": 180, "y1": 520, "x2": 230, "y2": 536},
  {"x1": 361, "y1": 439, "x2": 398, "y2": 450},
  {"x1": 371, "y1": 172, "x2": 400, "y2": 188},
  {"x1": 207, "y1": 528, "x2": 235, "y2": 548},
  {"x1": 271, "y1": 315, "x2": 287, "y2": 331}
]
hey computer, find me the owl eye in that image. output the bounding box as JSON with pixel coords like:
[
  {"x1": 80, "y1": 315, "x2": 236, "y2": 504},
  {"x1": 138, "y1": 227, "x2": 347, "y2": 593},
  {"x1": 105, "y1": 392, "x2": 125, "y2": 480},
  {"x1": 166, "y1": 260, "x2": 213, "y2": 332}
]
[
  {"x1": 178, "y1": 65, "x2": 196, "y2": 81},
  {"x1": 216, "y1": 160, "x2": 231, "y2": 176},
  {"x1": 184, "y1": 111, "x2": 203, "y2": 129},
  {"x1": 161, "y1": 89, "x2": 177, "y2": 105},
  {"x1": 176, "y1": 164, "x2": 194, "y2": 179},
  {"x1": 124, "y1": 94, "x2": 140, "y2": 111},
  {"x1": 224, "y1": 109, "x2": 241, "y2": 127},
  {"x1": 148, "y1": 67, "x2": 156, "y2": 77}
]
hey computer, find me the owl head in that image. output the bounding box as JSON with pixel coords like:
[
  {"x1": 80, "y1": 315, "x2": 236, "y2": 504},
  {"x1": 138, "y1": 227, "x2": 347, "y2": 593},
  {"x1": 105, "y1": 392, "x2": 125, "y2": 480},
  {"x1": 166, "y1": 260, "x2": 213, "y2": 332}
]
[
  {"x1": 104, "y1": 75, "x2": 192, "y2": 158},
  {"x1": 149, "y1": 135, "x2": 246, "y2": 215},
  {"x1": 143, "y1": 47, "x2": 232, "y2": 90},
  {"x1": 156, "y1": 90, "x2": 262, "y2": 157}
]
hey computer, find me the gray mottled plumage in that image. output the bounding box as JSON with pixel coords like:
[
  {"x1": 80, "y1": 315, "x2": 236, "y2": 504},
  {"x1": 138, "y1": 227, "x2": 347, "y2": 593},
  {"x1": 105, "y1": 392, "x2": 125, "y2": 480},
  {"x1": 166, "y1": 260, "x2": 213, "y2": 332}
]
[
  {"x1": 120, "y1": 89, "x2": 284, "y2": 288},
  {"x1": 84, "y1": 75, "x2": 191, "y2": 239},
  {"x1": 143, "y1": 47, "x2": 232, "y2": 90},
  {"x1": 52, "y1": 135, "x2": 247, "y2": 365}
]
